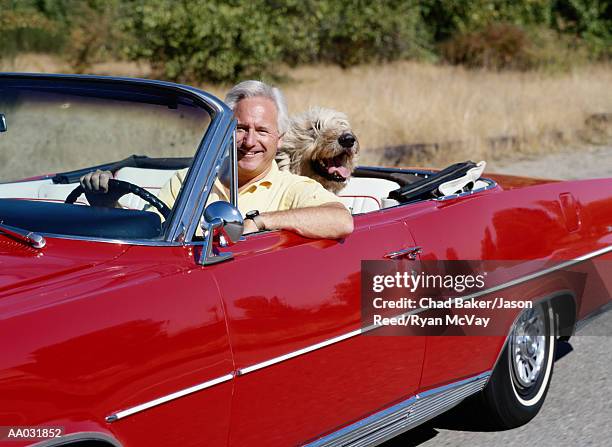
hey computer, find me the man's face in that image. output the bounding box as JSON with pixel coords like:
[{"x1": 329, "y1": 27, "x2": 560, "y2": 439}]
[{"x1": 234, "y1": 97, "x2": 282, "y2": 182}]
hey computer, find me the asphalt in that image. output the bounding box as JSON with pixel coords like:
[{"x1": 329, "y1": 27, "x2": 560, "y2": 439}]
[{"x1": 487, "y1": 145, "x2": 612, "y2": 180}]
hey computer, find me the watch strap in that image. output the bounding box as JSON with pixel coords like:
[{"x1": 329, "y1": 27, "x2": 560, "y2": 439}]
[{"x1": 252, "y1": 214, "x2": 265, "y2": 230}]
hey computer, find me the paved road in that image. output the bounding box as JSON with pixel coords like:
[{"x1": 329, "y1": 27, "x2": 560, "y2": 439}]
[
  {"x1": 487, "y1": 145, "x2": 612, "y2": 180},
  {"x1": 382, "y1": 311, "x2": 612, "y2": 447},
  {"x1": 383, "y1": 146, "x2": 612, "y2": 447}
]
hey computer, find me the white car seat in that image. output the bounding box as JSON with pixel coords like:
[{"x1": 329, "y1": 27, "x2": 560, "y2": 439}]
[
  {"x1": 338, "y1": 177, "x2": 400, "y2": 214},
  {"x1": 113, "y1": 167, "x2": 178, "y2": 209}
]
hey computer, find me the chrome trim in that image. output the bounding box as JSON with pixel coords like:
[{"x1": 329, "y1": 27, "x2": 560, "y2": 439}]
[
  {"x1": 0, "y1": 72, "x2": 223, "y2": 115},
  {"x1": 509, "y1": 306, "x2": 547, "y2": 387},
  {"x1": 105, "y1": 373, "x2": 233, "y2": 422},
  {"x1": 199, "y1": 201, "x2": 243, "y2": 265},
  {"x1": 34, "y1": 232, "x2": 183, "y2": 246},
  {"x1": 309, "y1": 395, "x2": 418, "y2": 447},
  {"x1": 384, "y1": 246, "x2": 422, "y2": 260},
  {"x1": 434, "y1": 177, "x2": 498, "y2": 201},
  {"x1": 304, "y1": 372, "x2": 491, "y2": 447},
  {"x1": 0, "y1": 222, "x2": 46, "y2": 248},
  {"x1": 459, "y1": 245, "x2": 612, "y2": 303},
  {"x1": 230, "y1": 129, "x2": 238, "y2": 207},
  {"x1": 488, "y1": 290, "x2": 574, "y2": 375},
  {"x1": 236, "y1": 329, "x2": 363, "y2": 375},
  {"x1": 237, "y1": 246, "x2": 611, "y2": 377}
]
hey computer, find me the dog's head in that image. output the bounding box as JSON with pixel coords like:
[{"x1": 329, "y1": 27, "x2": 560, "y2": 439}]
[{"x1": 281, "y1": 107, "x2": 359, "y2": 193}]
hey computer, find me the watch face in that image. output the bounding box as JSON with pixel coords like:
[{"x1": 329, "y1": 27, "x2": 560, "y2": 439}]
[{"x1": 246, "y1": 210, "x2": 259, "y2": 219}]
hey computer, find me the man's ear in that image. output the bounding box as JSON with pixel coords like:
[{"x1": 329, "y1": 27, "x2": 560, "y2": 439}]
[{"x1": 277, "y1": 133, "x2": 284, "y2": 149}]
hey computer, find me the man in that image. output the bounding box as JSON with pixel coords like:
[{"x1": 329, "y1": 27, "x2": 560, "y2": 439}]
[{"x1": 81, "y1": 80, "x2": 353, "y2": 239}]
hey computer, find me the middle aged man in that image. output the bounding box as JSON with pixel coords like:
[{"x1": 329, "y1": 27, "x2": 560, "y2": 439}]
[{"x1": 81, "y1": 80, "x2": 353, "y2": 239}]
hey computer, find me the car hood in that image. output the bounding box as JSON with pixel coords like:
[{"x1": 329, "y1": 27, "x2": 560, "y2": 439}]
[
  {"x1": 0, "y1": 234, "x2": 128, "y2": 294},
  {"x1": 484, "y1": 172, "x2": 559, "y2": 190}
]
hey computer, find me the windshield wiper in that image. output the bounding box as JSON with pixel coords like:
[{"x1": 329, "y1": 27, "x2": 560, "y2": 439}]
[{"x1": 0, "y1": 221, "x2": 46, "y2": 249}]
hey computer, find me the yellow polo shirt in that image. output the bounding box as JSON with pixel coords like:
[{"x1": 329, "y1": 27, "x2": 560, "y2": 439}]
[{"x1": 156, "y1": 161, "x2": 341, "y2": 217}]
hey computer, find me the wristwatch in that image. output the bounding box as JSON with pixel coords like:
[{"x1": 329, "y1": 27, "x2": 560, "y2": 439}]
[{"x1": 245, "y1": 210, "x2": 265, "y2": 231}]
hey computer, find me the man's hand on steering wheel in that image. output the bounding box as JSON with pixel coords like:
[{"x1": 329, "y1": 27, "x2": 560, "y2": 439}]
[
  {"x1": 71, "y1": 170, "x2": 172, "y2": 219},
  {"x1": 80, "y1": 170, "x2": 124, "y2": 207}
]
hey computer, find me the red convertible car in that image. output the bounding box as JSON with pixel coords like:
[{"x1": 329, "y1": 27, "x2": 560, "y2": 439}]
[{"x1": 0, "y1": 74, "x2": 610, "y2": 447}]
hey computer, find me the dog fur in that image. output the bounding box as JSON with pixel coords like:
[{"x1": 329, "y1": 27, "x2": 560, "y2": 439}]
[{"x1": 276, "y1": 107, "x2": 359, "y2": 194}]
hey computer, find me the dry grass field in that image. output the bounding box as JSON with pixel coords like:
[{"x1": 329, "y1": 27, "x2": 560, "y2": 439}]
[
  {"x1": 277, "y1": 63, "x2": 612, "y2": 167},
  {"x1": 2, "y1": 54, "x2": 612, "y2": 170}
]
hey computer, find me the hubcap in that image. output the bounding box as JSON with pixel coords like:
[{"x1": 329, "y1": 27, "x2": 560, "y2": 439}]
[{"x1": 510, "y1": 306, "x2": 546, "y2": 388}]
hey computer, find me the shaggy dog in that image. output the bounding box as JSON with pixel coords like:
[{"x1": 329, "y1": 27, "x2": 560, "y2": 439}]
[{"x1": 276, "y1": 107, "x2": 359, "y2": 194}]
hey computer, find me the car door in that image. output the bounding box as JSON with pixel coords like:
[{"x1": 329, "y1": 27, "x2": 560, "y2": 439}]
[
  {"x1": 96, "y1": 245, "x2": 234, "y2": 447},
  {"x1": 206, "y1": 208, "x2": 426, "y2": 447},
  {"x1": 403, "y1": 184, "x2": 589, "y2": 391}
]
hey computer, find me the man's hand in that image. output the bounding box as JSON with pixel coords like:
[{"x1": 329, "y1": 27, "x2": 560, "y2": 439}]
[{"x1": 79, "y1": 170, "x2": 122, "y2": 207}]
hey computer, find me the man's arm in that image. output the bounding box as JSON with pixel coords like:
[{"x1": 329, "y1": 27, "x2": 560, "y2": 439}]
[{"x1": 243, "y1": 202, "x2": 353, "y2": 239}]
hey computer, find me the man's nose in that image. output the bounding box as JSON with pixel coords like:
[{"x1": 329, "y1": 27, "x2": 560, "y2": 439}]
[
  {"x1": 338, "y1": 133, "x2": 356, "y2": 148},
  {"x1": 242, "y1": 128, "x2": 257, "y2": 147}
]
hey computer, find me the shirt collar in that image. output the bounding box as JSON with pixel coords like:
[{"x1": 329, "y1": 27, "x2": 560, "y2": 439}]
[{"x1": 241, "y1": 161, "x2": 278, "y2": 194}]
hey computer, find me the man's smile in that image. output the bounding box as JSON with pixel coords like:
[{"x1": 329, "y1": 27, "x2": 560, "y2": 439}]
[{"x1": 239, "y1": 149, "x2": 265, "y2": 158}]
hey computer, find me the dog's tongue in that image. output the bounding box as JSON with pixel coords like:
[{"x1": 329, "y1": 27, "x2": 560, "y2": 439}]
[{"x1": 327, "y1": 165, "x2": 350, "y2": 179}]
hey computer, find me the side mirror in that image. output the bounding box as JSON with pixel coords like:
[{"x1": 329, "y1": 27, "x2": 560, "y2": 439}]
[
  {"x1": 0, "y1": 114, "x2": 6, "y2": 132},
  {"x1": 198, "y1": 201, "x2": 243, "y2": 265}
]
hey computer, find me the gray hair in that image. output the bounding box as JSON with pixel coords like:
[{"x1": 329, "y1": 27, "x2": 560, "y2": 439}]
[{"x1": 225, "y1": 80, "x2": 289, "y2": 135}]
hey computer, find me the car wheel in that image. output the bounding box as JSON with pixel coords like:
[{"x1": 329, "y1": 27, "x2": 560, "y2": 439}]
[{"x1": 479, "y1": 302, "x2": 556, "y2": 429}]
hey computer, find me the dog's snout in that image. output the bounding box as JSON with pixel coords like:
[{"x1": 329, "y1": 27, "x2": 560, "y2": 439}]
[{"x1": 338, "y1": 133, "x2": 356, "y2": 148}]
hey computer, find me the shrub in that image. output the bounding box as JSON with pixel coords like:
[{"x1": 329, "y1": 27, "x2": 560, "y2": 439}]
[
  {"x1": 64, "y1": 1, "x2": 127, "y2": 72},
  {"x1": 441, "y1": 23, "x2": 532, "y2": 70},
  {"x1": 0, "y1": 0, "x2": 126, "y2": 72},
  {"x1": 121, "y1": 0, "x2": 285, "y2": 83},
  {"x1": 314, "y1": 0, "x2": 432, "y2": 68},
  {"x1": 525, "y1": 26, "x2": 590, "y2": 71},
  {"x1": 120, "y1": 0, "x2": 433, "y2": 83},
  {"x1": 553, "y1": 0, "x2": 612, "y2": 60},
  {"x1": 0, "y1": 7, "x2": 64, "y2": 56},
  {"x1": 441, "y1": 21, "x2": 595, "y2": 71}
]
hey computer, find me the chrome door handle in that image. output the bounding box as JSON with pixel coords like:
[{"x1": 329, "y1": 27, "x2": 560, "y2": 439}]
[{"x1": 384, "y1": 246, "x2": 422, "y2": 260}]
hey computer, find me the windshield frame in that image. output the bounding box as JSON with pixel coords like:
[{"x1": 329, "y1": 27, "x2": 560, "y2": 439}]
[{"x1": 0, "y1": 73, "x2": 233, "y2": 246}]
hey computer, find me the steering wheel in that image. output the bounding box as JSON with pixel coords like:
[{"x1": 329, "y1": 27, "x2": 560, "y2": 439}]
[{"x1": 65, "y1": 179, "x2": 172, "y2": 219}]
